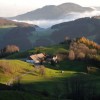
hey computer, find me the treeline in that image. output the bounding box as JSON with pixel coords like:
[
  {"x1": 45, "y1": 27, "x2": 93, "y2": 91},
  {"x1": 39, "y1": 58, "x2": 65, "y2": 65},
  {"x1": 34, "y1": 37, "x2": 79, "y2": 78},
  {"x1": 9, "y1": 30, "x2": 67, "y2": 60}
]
[
  {"x1": 0, "y1": 45, "x2": 19, "y2": 57},
  {"x1": 77, "y1": 37, "x2": 100, "y2": 50},
  {"x1": 68, "y1": 37, "x2": 100, "y2": 65}
]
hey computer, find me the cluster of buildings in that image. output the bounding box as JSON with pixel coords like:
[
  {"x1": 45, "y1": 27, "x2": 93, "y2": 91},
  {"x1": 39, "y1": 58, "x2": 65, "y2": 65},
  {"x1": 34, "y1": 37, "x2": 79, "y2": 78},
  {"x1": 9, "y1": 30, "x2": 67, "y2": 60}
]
[{"x1": 26, "y1": 53, "x2": 58, "y2": 65}]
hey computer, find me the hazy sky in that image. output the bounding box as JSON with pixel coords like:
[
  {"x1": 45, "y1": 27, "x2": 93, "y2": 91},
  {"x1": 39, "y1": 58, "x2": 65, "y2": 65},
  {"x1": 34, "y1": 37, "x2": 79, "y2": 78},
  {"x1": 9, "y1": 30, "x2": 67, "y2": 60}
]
[{"x1": 0, "y1": 0, "x2": 100, "y2": 17}]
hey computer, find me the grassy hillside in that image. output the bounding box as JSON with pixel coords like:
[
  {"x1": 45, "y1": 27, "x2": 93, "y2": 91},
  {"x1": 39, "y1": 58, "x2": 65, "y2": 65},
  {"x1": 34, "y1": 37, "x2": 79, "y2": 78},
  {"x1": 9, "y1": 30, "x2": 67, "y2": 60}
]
[
  {"x1": 0, "y1": 40, "x2": 100, "y2": 100},
  {"x1": 0, "y1": 59, "x2": 99, "y2": 99},
  {"x1": 0, "y1": 59, "x2": 77, "y2": 100},
  {"x1": 0, "y1": 60, "x2": 34, "y2": 84},
  {"x1": 0, "y1": 59, "x2": 100, "y2": 100}
]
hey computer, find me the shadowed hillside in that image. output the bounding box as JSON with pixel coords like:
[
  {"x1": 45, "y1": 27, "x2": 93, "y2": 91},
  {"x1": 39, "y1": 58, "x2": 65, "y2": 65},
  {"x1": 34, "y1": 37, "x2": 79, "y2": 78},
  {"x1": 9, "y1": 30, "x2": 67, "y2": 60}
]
[
  {"x1": 51, "y1": 17, "x2": 100, "y2": 44},
  {"x1": 3, "y1": 27, "x2": 35, "y2": 50},
  {"x1": 0, "y1": 18, "x2": 39, "y2": 50}
]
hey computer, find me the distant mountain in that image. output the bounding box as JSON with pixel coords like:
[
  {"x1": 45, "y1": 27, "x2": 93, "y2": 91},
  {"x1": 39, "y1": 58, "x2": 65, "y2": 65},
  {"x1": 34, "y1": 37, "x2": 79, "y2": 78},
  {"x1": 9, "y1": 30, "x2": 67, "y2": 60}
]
[
  {"x1": 9, "y1": 3, "x2": 93, "y2": 20},
  {"x1": 51, "y1": 17, "x2": 100, "y2": 44}
]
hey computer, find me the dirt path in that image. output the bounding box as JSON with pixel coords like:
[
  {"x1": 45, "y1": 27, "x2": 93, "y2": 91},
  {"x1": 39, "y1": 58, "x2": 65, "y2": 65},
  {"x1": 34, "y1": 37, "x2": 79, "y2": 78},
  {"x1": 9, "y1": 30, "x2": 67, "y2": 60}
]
[
  {"x1": 6, "y1": 70, "x2": 35, "y2": 86},
  {"x1": 6, "y1": 65, "x2": 43, "y2": 86}
]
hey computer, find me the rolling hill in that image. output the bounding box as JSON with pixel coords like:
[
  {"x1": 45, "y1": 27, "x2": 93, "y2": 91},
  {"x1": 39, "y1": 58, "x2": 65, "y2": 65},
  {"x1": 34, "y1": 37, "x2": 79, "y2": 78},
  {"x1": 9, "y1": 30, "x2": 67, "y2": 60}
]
[
  {"x1": 51, "y1": 17, "x2": 100, "y2": 44},
  {"x1": 0, "y1": 18, "x2": 41, "y2": 50},
  {"x1": 0, "y1": 17, "x2": 34, "y2": 27}
]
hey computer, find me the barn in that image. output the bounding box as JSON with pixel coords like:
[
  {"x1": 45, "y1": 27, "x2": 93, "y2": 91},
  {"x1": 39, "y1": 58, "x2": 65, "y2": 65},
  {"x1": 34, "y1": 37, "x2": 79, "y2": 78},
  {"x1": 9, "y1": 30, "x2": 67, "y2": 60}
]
[{"x1": 26, "y1": 53, "x2": 45, "y2": 64}]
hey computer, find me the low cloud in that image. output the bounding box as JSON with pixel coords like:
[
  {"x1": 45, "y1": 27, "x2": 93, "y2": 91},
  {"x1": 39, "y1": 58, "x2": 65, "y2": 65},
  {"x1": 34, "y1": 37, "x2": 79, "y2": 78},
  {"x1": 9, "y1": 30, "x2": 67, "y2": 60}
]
[{"x1": 13, "y1": 9, "x2": 100, "y2": 28}]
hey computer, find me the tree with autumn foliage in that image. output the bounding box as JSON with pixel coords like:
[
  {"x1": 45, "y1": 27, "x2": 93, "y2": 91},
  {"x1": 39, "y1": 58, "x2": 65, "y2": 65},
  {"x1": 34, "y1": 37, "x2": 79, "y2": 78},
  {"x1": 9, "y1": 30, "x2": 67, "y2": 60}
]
[
  {"x1": 0, "y1": 45, "x2": 19, "y2": 57},
  {"x1": 77, "y1": 37, "x2": 100, "y2": 50}
]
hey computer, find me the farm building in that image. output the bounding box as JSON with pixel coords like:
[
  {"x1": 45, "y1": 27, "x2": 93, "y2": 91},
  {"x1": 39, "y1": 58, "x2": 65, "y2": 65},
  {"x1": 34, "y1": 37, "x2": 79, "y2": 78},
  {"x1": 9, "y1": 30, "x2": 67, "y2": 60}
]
[{"x1": 26, "y1": 53, "x2": 46, "y2": 64}]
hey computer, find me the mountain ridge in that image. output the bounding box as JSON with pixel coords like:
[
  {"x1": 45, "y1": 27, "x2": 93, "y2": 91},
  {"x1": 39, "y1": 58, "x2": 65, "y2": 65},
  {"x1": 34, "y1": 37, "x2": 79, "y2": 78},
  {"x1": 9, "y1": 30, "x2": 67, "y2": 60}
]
[{"x1": 9, "y1": 3, "x2": 93, "y2": 20}]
